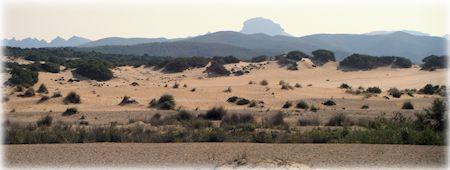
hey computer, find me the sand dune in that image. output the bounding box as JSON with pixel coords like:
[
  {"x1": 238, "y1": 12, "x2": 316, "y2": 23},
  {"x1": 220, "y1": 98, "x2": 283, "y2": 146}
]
[{"x1": 4, "y1": 61, "x2": 446, "y2": 113}]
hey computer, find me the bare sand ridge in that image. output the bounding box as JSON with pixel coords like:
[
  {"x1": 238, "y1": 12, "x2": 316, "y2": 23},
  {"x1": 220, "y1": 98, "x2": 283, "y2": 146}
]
[
  {"x1": 5, "y1": 143, "x2": 446, "y2": 168},
  {"x1": 4, "y1": 60, "x2": 446, "y2": 113}
]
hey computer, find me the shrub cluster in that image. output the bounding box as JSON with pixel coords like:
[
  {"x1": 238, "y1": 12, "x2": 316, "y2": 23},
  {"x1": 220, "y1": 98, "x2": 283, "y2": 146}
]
[
  {"x1": 63, "y1": 92, "x2": 81, "y2": 104},
  {"x1": 339, "y1": 54, "x2": 412, "y2": 71},
  {"x1": 311, "y1": 49, "x2": 335, "y2": 66},
  {"x1": 149, "y1": 94, "x2": 176, "y2": 110},
  {"x1": 418, "y1": 84, "x2": 446, "y2": 96},
  {"x1": 421, "y1": 55, "x2": 447, "y2": 71},
  {"x1": 75, "y1": 59, "x2": 113, "y2": 81},
  {"x1": 204, "y1": 61, "x2": 231, "y2": 77}
]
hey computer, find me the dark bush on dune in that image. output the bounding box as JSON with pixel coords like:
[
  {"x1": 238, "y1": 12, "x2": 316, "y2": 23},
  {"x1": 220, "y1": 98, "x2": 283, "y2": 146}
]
[
  {"x1": 236, "y1": 98, "x2": 250, "y2": 105},
  {"x1": 37, "y1": 96, "x2": 50, "y2": 104},
  {"x1": 75, "y1": 59, "x2": 113, "y2": 81},
  {"x1": 8, "y1": 66, "x2": 39, "y2": 87},
  {"x1": 227, "y1": 96, "x2": 239, "y2": 103},
  {"x1": 151, "y1": 94, "x2": 176, "y2": 110},
  {"x1": 282, "y1": 101, "x2": 292, "y2": 108},
  {"x1": 212, "y1": 56, "x2": 240, "y2": 64},
  {"x1": 323, "y1": 100, "x2": 336, "y2": 106},
  {"x1": 296, "y1": 100, "x2": 309, "y2": 110},
  {"x1": 286, "y1": 51, "x2": 310, "y2": 61},
  {"x1": 204, "y1": 107, "x2": 227, "y2": 120},
  {"x1": 311, "y1": 49, "x2": 335, "y2": 66},
  {"x1": 365, "y1": 87, "x2": 382, "y2": 94},
  {"x1": 163, "y1": 57, "x2": 209, "y2": 73},
  {"x1": 402, "y1": 101, "x2": 414, "y2": 110},
  {"x1": 64, "y1": 92, "x2": 81, "y2": 104},
  {"x1": 419, "y1": 84, "x2": 446, "y2": 96},
  {"x1": 388, "y1": 88, "x2": 402, "y2": 98},
  {"x1": 339, "y1": 83, "x2": 351, "y2": 89},
  {"x1": 62, "y1": 107, "x2": 78, "y2": 116},
  {"x1": 421, "y1": 55, "x2": 447, "y2": 71},
  {"x1": 204, "y1": 61, "x2": 230, "y2": 77},
  {"x1": 37, "y1": 84, "x2": 48, "y2": 93}
]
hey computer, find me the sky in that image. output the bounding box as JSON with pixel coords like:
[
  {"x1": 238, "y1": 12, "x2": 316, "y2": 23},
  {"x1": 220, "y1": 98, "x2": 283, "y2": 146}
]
[{"x1": 2, "y1": 0, "x2": 448, "y2": 41}]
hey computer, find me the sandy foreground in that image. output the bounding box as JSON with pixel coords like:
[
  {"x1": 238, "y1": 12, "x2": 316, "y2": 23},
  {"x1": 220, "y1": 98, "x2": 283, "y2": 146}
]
[{"x1": 5, "y1": 143, "x2": 446, "y2": 169}]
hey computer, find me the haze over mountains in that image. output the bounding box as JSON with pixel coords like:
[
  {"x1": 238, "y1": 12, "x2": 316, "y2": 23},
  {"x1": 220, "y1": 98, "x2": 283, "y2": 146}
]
[{"x1": 3, "y1": 17, "x2": 447, "y2": 63}]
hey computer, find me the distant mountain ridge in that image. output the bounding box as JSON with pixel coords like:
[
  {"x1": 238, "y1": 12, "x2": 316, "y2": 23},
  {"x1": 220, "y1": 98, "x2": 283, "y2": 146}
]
[
  {"x1": 78, "y1": 37, "x2": 168, "y2": 47},
  {"x1": 3, "y1": 36, "x2": 91, "y2": 48}
]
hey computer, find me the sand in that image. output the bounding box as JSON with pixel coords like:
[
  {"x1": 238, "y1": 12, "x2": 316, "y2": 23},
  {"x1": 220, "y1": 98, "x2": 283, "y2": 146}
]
[{"x1": 5, "y1": 143, "x2": 446, "y2": 168}]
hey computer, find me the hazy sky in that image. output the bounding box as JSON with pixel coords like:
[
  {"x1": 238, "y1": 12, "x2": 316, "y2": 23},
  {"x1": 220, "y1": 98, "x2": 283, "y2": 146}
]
[{"x1": 3, "y1": 0, "x2": 448, "y2": 41}]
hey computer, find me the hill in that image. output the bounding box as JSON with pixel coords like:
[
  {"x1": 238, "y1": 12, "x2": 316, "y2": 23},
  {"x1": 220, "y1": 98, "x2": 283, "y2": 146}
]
[{"x1": 76, "y1": 41, "x2": 273, "y2": 58}]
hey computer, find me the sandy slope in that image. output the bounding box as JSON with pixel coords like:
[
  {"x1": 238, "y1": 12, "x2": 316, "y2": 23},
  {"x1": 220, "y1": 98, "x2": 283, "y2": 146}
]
[
  {"x1": 5, "y1": 143, "x2": 446, "y2": 168},
  {"x1": 4, "y1": 60, "x2": 446, "y2": 113}
]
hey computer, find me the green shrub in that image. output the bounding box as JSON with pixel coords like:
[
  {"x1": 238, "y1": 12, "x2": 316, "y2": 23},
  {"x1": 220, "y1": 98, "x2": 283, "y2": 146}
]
[
  {"x1": 326, "y1": 114, "x2": 349, "y2": 126},
  {"x1": 205, "y1": 107, "x2": 227, "y2": 120},
  {"x1": 64, "y1": 92, "x2": 81, "y2": 104},
  {"x1": 388, "y1": 88, "x2": 402, "y2": 98},
  {"x1": 310, "y1": 105, "x2": 319, "y2": 112},
  {"x1": 296, "y1": 100, "x2": 309, "y2": 110},
  {"x1": 75, "y1": 59, "x2": 113, "y2": 81},
  {"x1": 298, "y1": 117, "x2": 320, "y2": 126},
  {"x1": 204, "y1": 61, "x2": 230, "y2": 77},
  {"x1": 177, "y1": 110, "x2": 193, "y2": 121},
  {"x1": 62, "y1": 107, "x2": 78, "y2": 116},
  {"x1": 41, "y1": 62, "x2": 60, "y2": 73},
  {"x1": 311, "y1": 49, "x2": 335, "y2": 66},
  {"x1": 221, "y1": 113, "x2": 255, "y2": 125},
  {"x1": 365, "y1": 87, "x2": 382, "y2": 94},
  {"x1": 37, "y1": 114, "x2": 53, "y2": 127},
  {"x1": 263, "y1": 112, "x2": 285, "y2": 127},
  {"x1": 294, "y1": 83, "x2": 302, "y2": 88},
  {"x1": 281, "y1": 84, "x2": 294, "y2": 90},
  {"x1": 8, "y1": 66, "x2": 38, "y2": 87}
]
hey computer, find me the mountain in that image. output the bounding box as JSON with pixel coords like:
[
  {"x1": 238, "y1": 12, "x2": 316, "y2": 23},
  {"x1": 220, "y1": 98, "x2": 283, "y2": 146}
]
[
  {"x1": 3, "y1": 36, "x2": 92, "y2": 48},
  {"x1": 183, "y1": 31, "x2": 445, "y2": 62},
  {"x1": 365, "y1": 30, "x2": 430, "y2": 36},
  {"x1": 299, "y1": 31, "x2": 446, "y2": 62},
  {"x1": 240, "y1": 17, "x2": 291, "y2": 36},
  {"x1": 3, "y1": 37, "x2": 48, "y2": 48},
  {"x1": 76, "y1": 41, "x2": 272, "y2": 58},
  {"x1": 77, "y1": 30, "x2": 446, "y2": 62},
  {"x1": 78, "y1": 37, "x2": 168, "y2": 47}
]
